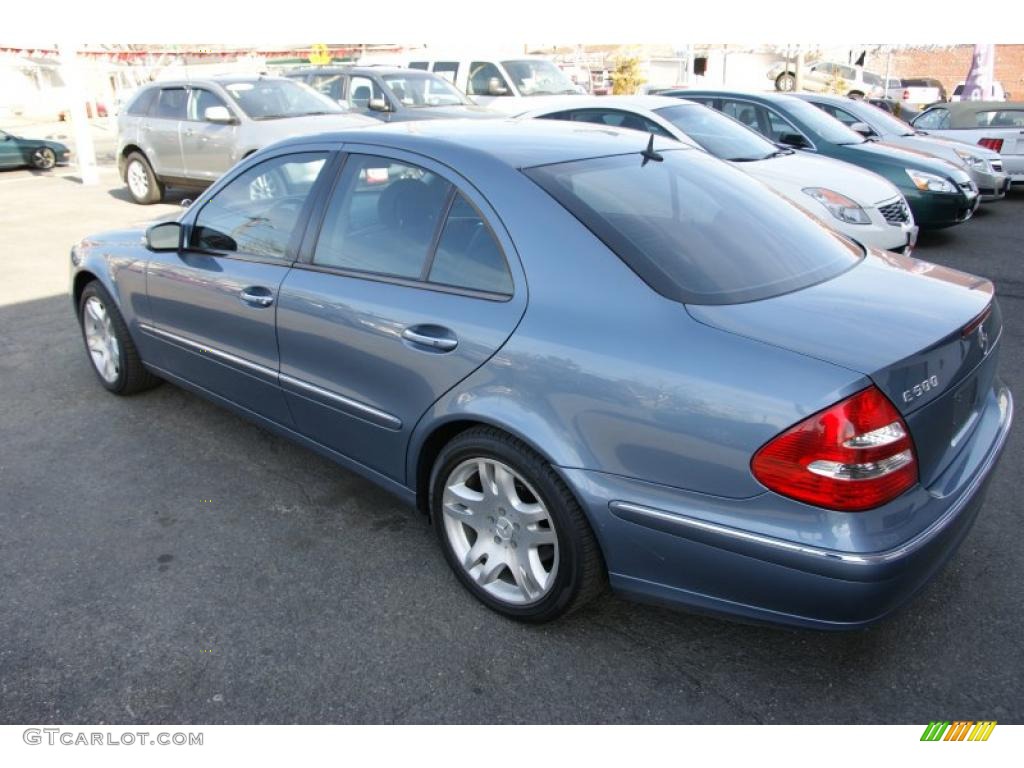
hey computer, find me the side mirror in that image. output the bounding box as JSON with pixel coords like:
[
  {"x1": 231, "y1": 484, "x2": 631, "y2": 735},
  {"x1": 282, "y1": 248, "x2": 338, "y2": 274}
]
[
  {"x1": 146, "y1": 221, "x2": 182, "y2": 251},
  {"x1": 367, "y1": 98, "x2": 390, "y2": 112},
  {"x1": 204, "y1": 105, "x2": 234, "y2": 124},
  {"x1": 778, "y1": 132, "x2": 811, "y2": 149},
  {"x1": 850, "y1": 121, "x2": 875, "y2": 137},
  {"x1": 487, "y1": 77, "x2": 509, "y2": 96}
]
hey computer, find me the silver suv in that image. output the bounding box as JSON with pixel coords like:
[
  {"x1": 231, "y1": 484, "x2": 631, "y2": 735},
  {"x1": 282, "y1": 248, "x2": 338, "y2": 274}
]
[{"x1": 117, "y1": 75, "x2": 376, "y2": 204}]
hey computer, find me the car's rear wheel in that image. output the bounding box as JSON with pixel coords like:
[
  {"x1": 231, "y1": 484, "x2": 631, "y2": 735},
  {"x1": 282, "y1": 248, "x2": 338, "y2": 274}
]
[
  {"x1": 78, "y1": 281, "x2": 161, "y2": 395},
  {"x1": 430, "y1": 427, "x2": 605, "y2": 622},
  {"x1": 31, "y1": 147, "x2": 56, "y2": 170},
  {"x1": 124, "y1": 152, "x2": 164, "y2": 205},
  {"x1": 775, "y1": 72, "x2": 796, "y2": 92}
]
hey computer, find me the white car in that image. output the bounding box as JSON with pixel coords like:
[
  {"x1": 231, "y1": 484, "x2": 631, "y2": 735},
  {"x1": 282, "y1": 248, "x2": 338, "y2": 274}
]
[
  {"x1": 768, "y1": 60, "x2": 884, "y2": 99},
  {"x1": 517, "y1": 95, "x2": 917, "y2": 253},
  {"x1": 951, "y1": 80, "x2": 1007, "y2": 102}
]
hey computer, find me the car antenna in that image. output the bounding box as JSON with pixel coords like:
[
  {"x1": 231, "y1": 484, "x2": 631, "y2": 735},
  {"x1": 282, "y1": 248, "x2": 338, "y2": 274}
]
[{"x1": 641, "y1": 133, "x2": 663, "y2": 166}]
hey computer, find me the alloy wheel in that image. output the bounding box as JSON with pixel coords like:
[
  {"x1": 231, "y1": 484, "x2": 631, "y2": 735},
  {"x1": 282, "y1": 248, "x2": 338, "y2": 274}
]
[
  {"x1": 32, "y1": 147, "x2": 56, "y2": 169},
  {"x1": 441, "y1": 458, "x2": 559, "y2": 605},
  {"x1": 127, "y1": 160, "x2": 149, "y2": 199},
  {"x1": 83, "y1": 296, "x2": 121, "y2": 384}
]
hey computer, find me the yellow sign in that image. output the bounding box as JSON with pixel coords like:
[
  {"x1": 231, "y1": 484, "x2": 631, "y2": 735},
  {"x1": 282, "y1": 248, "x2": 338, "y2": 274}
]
[{"x1": 308, "y1": 43, "x2": 331, "y2": 66}]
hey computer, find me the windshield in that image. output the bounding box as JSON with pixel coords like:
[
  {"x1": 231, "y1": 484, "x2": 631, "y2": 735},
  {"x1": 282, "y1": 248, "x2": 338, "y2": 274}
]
[
  {"x1": 654, "y1": 103, "x2": 780, "y2": 161},
  {"x1": 380, "y1": 72, "x2": 469, "y2": 107},
  {"x1": 782, "y1": 97, "x2": 866, "y2": 145},
  {"x1": 855, "y1": 101, "x2": 916, "y2": 136},
  {"x1": 222, "y1": 79, "x2": 343, "y2": 119},
  {"x1": 501, "y1": 59, "x2": 579, "y2": 96},
  {"x1": 526, "y1": 150, "x2": 861, "y2": 305}
]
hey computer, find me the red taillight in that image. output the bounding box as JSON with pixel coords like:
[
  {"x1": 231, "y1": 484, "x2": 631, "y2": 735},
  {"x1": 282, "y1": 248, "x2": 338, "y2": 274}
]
[
  {"x1": 978, "y1": 137, "x2": 1004, "y2": 152},
  {"x1": 902, "y1": 89, "x2": 910, "y2": 100},
  {"x1": 751, "y1": 387, "x2": 918, "y2": 512}
]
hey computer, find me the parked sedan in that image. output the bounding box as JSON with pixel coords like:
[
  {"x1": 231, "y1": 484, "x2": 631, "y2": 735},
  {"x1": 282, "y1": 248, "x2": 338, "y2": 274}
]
[
  {"x1": 116, "y1": 75, "x2": 376, "y2": 204},
  {"x1": 670, "y1": 90, "x2": 980, "y2": 229},
  {"x1": 794, "y1": 93, "x2": 1010, "y2": 201},
  {"x1": 285, "y1": 65, "x2": 498, "y2": 122},
  {"x1": 0, "y1": 129, "x2": 70, "y2": 170},
  {"x1": 70, "y1": 120, "x2": 1012, "y2": 628},
  {"x1": 518, "y1": 95, "x2": 917, "y2": 252},
  {"x1": 910, "y1": 102, "x2": 1024, "y2": 186}
]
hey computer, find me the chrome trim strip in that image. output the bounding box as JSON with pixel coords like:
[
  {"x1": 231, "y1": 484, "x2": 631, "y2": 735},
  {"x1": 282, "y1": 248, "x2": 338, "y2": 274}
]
[
  {"x1": 138, "y1": 322, "x2": 402, "y2": 431},
  {"x1": 279, "y1": 373, "x2": 402, "y2": 431},
  {"x1": 138, "y1": 322, "x2": 277, "y2": 380},
  {"x1": 609, "y1": 389, "x2": 1012, "y2": 570}
]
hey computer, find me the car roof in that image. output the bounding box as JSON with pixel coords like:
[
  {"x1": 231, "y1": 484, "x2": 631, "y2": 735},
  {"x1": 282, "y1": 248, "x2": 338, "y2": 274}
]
[
  {"x1": 663, "y1": 89, "x2": 800, "y2": 106},
  {"x1": 515, "y1": 94, "x2": 696, "y2": 117},
  {"x1": 285, "y1": 65, "x2": 431, "y2": 77},
  {"x1": 273, "y1": 117, "x2": 686, "y2": 169},
  {"x1": 144, "y1": 74, "x2": 294, "y2": 89},
  {"x1": 935, "y1": 100, "x2": 1024, "y2": 112}
]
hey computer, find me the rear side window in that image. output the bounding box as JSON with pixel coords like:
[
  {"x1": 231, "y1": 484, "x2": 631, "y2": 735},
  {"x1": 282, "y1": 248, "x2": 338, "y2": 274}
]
[
  {"x1": 428, "y1": 195, "x2": 512, "y2": 294},
  {"x1": 975, "y1": 109, "x2": 1024, "y2": 128},
  {"x1": 309, "y1": 73, "x2": 345, "y2": 101},
  {"x1": 525, "y1": 150, "x2": 862, "y2": 305},
  {"x1": 432, "y1": 61, "x2": 459, "y2": 83},
  {"x1": 126, "y1": 88, "x2": 157, "y2": 116},
  {"x1": 153, "y1": 88, "x2": 187, "y2": 120}
]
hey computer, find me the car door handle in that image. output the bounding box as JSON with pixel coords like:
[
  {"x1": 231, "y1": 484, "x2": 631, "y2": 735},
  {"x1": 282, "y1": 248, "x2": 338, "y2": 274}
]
[
  {"x1": 239, "y1": 287, "x2": 274, "y2": 307},
  {"x1": 401, "y1": 326, "x2": 458, "y2": 352}
]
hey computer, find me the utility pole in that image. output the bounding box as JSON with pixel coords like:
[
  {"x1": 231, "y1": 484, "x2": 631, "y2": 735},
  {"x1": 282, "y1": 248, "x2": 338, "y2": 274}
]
[{"x1": 58, "y1": 42, "x2": 99, "y2": 186}]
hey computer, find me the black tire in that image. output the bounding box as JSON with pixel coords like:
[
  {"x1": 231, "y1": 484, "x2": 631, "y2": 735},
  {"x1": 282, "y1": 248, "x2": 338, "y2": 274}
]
[
  {"x1": 430, "y1": 426, "x2": 606, "y2": 623},
  {"x1": 78, "y1": 281, "x2": 161, "y2": 395},
  {"x1": 31, "y1": 147, "x2": 56, "y2": 170},
  {"x1": 123, "y1": 151, "x2": 164, "y2": 205},
  {"x1": 775, "y1": 72, "x2": 796, "y2": 92}
]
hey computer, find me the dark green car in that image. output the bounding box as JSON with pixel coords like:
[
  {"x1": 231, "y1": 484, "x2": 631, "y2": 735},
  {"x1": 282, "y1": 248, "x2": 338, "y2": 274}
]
[
  {"x1": 0, "y1": 129, "x2": 71, "y2": 171},
  {"x1": 666, "y1": 90, "x2": 979, "y2": 229}
]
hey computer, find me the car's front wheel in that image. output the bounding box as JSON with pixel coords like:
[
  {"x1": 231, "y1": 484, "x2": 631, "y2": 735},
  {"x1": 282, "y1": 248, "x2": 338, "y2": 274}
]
[
  {"x1": 78, "y1": 281, "x2": 161, "y2": 394},
  {"x1": 775, "y1": 72, "x2": 796, "y2": 91},
  {"x1": 124, "y1": 152, "x2": 164, "y2": 205},
  {"x1": 430, "y1": 427, "x2": 605, "y2": 622},
  {"x1": 31, "y1": 147, "x2": 56, "y2": 170}
]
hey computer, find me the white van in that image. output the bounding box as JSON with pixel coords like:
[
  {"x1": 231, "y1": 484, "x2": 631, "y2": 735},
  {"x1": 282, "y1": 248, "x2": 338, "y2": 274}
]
[{"x1": 362, "y1": 52, "x2": 584, "y2": 114}]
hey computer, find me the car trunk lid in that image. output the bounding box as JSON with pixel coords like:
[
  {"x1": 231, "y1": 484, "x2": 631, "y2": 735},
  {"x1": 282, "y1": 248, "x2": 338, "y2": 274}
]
[{"x1": 687, "y1": 250, "x2": 1001, "y2": 486}]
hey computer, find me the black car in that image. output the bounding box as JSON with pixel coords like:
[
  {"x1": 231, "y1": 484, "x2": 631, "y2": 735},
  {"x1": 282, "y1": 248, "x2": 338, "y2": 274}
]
[{"x1": 285, "y1": 65, "x2": 498, "y2": 122}]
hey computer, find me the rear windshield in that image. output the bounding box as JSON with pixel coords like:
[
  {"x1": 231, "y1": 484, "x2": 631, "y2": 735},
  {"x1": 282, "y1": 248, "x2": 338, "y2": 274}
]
[{"x1": 525, "y1": 150, "x2": 862, "y2": 305}]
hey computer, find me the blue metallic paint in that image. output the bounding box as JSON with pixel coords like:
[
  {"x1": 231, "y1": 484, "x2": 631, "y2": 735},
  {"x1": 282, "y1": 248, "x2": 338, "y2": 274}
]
[{"x1": 70, "y1": 120, "x2": 1013, "y2": 628}]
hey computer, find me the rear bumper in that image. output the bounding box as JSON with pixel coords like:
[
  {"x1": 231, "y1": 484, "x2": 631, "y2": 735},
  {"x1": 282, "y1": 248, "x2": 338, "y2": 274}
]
[{"x1": 563, "y1": 385, "x2": 1012, "y2": 630}]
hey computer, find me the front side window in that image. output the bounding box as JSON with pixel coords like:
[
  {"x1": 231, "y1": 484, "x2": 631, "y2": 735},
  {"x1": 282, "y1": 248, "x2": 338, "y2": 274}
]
[
  {"x1": 913, "y1": 108, "x2": 950, "y2": 130},
  {"x1": 222, "y1": 79, "x2": 343, "y2": 119},
  {"x1": 154, "y1": 88, "x2": 187, "y2": 120},
  {"x1": 526, "y1": 149, "x2": 861, "y2": 305},
  {"x1": 313, "y1": 155, "x2": 452, "y2": 279},
  {"x1": 468, "y1": 62, "x2": 511, "y2": 97},
  {"x1": 500, "y1": 59, "x2": 578, "y2": 96},
  {"x1": 429, "y1": 195, "x2": 512, "y2": 295},
  {"x1": 347, "y1": 76, "x2": 386, "y2": 109},
  {"x1": 431, "y1": 61, "x2": 459, "y2": 84},
  {"x1": 309, "y1": 73, "x2": 345, "y2": 101},
  {"x1": 408, "y1": 61, "x2": 428, "y2": 71},
  {"x1": 187, "y1": 88, "x2": 229, "y2": 122},
  {"x1": 778, "y1": 96, "x2": 865, "y2": 144},
  {"x1": 190, "y1": 153, "x2": 328, "y2": 260}
]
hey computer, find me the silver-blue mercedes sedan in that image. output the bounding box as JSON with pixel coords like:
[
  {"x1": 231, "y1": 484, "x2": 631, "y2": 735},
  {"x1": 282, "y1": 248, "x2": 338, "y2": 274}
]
[{"x1": 69, "y1": 120, "x2": 1013, "y2": 628}]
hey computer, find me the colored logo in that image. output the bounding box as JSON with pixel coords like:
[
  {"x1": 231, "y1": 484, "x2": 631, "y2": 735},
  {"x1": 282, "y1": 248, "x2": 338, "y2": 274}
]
[{"x1": 920, "y1": 721, "x2": 996, "y2": 741}]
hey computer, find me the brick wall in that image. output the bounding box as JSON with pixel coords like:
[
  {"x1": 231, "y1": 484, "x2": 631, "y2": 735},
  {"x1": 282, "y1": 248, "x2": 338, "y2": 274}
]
[{"x1": 878, "y1": 45, "x2": 1024, "y2": 99}]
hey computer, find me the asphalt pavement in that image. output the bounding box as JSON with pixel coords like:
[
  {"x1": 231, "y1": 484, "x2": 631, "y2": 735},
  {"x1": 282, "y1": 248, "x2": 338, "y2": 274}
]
[{"x1": 0, "y1": 166, "x2": 1021, "y2": 724}]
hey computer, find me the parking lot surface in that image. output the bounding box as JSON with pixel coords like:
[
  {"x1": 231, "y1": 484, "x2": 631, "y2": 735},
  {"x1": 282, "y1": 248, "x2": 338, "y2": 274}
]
[{"x1": 1, "y1": 164, "x2": 1021, "y2": 724}]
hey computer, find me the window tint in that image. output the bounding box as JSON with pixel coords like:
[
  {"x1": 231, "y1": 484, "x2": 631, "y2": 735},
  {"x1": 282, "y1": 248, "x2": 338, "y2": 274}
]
[
  {"x1": 765, "y1": 109, "x2": 804, "y2": 143},
  {"x1": 429, "y1": 195, "x2": 512, "y2": 294},
  {"x1": 154, "y1": 88, "x2": 187, "y2": 120},
  {"x1": 313, "y1": 155, "x2": 452, "y2": 279},
  {"x1": 913, "y1": 108, "x2": 950, "y2": 130},
  {"x1": 126, "y1": 88, "x2": 157, "y2": 116},
  {"x1": 468, "y1": 62, "x2": 510, "y2": 96},
  {"x1": 432, "y1": 61, "x2": 459, "y2": 83},
  {"x1": 654, "y1": 103, "x2": 777, "y2": 161},
  {"x1": 525, "y1": 150, "x2": 861, "y2": 305},
  {"x1": 188, "y1": 88, "x2": 229, "y2": 121},
  {"x1": 826, "y1": 105, "x2": 859, "y2": 127},
  {"x1": 721, "y1": 100, "x2": 762, "y2": 133},
  {"x1": 408, "y1": 61, "x2": 429, "y2": 71},
  {"x1": 975, "y1": 109, "x2": 1024, "y2": 128},
  {"x1": 190, "y1": 153, "x2": 327, "y2": 259}
]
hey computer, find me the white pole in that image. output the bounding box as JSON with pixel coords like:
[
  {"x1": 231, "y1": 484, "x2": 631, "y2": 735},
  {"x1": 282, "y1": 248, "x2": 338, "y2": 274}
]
[{"x1": 57, "y1": 42, "x2": 99, "y2": 186}]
